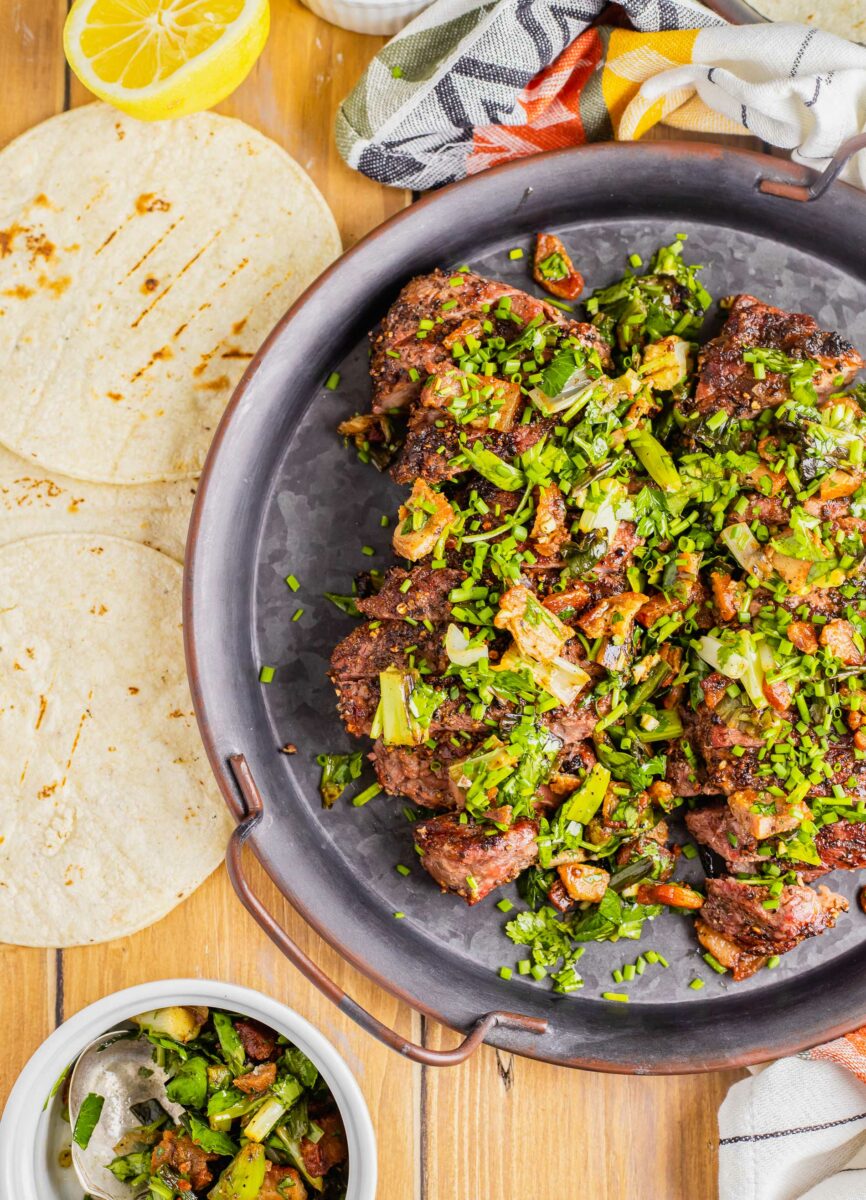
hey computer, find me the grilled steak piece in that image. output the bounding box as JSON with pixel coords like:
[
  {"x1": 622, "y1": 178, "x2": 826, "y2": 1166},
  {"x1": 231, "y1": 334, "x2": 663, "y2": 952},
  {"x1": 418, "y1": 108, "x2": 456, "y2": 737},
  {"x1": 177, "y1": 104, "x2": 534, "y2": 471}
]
[
  {"x1": 704, "y1": 735, "x2": 866, "y2": 800},
  {"x1": 370, "y1": 741, "x2": 466, "y2": 810},
  {"x1": 330, "y1": 621, "x2": 448, "y2": 680},
  {"x1": 701, "y1": 877, "x2": 847, "y2": 956},
  {"x1": 391, "y1": 407, "x2": 471, "y2": 485},
  {"x1": 334, "y1": 677, "x2": 489, "y2": 739},
  {"x1": 684, "y1": 804, "x2": 827, "y2": 881},
  {"x1": 369, "y1": 269, "x2": 610, "y2": 413},
  {"x1": 815, "y1": 819, "x2": 866, "y2": 869},
  {"x1": 414, "y1": 808, "x2": 539, "y2": 903},
  {"x1": 688, "y1": 293, "x2": 863, "y2": 420},
  {"x1": 356, "y1": 566, "x2": 463, "y2": 623},
  {"x1": 391, "y1": 407, "x2": 554, "y2": 486}
]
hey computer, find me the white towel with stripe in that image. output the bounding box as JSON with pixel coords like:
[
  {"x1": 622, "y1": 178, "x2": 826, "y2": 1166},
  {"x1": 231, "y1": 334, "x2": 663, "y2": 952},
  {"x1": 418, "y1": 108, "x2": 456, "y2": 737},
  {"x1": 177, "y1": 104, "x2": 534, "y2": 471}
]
[{"x1": 719, "y1": 1056, "x2": 866, "y2": 1199}]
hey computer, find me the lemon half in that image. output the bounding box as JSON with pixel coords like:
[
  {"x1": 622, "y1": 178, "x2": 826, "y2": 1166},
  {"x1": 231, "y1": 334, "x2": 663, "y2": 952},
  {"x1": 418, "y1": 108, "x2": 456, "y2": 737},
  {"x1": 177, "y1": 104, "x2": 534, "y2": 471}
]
[{"x1": 64, "y1": 0, "x2": 270, "y2": 121}]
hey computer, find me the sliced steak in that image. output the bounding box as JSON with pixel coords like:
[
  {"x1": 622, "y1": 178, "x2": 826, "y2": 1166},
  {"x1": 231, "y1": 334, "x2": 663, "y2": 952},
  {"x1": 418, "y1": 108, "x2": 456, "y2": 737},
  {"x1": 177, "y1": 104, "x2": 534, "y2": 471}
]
[
  {"x1": 391, "y1": 406, "x2": 554, "y2": 487},
  {"x1": 391, "y1": 407, "x2": 470, "y2": 485},
  {"x1": 815, "y1": 819, "x2": 866, "y2": 870},
  {"x1": 684, "y1": 804, "x2": 827, "y2": 881},
  {"x1": 370, "y1": 269, "x2": 610, "y2": 413},
  {"x1": 330, "y1": 621, "x2": 448, "y2": 680},
  {"x1": 414, "y1": 808, "x2": 539, "y2": 903},
  {"x1": 370, "y1": 741, "x2": 466, "y2": 810},
  {"x1": 705, "y1": 736, "x2": 866, "y2": 800},
  {"x1": 688, "y1": 293, "x2": 863, "y2": 420},
  {"x1": 701, "y1": 877, "x2": 847, "y2": 956},
  {"x1": 334, "y1": 677, "x2": 489, "y2": 739},
  {"x1": 356, "y1": 566, "x2": 463, "y2": 623}
]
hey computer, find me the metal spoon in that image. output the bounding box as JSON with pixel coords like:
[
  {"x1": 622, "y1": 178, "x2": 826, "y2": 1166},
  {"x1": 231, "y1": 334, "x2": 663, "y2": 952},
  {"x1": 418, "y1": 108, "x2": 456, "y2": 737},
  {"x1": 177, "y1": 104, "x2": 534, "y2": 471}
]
[{"x1": 68, "y1": 1028, "x2": 185, "y2": 1200}]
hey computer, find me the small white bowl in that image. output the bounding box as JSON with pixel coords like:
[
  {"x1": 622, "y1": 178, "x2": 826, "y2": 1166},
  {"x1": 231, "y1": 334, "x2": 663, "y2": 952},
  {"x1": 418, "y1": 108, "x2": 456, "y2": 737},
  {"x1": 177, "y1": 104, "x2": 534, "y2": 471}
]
[
  {"x1": 0, "y1": 979, "x2": 377, "y2": 1200},
  {"x1": 300, "y1": 0, "x2": 431, "y2": 36}
]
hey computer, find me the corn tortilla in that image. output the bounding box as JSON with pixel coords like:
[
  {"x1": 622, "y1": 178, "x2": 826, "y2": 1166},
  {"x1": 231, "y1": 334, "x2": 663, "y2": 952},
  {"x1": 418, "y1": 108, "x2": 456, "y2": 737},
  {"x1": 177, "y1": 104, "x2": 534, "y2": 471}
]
[
  {"x1": 0, "y1": 534, "x2": 233, "y2": 946},
  {"x1": 0, "y1": 443, "x2": 193, "y2": 561},
  {"x1": 0, "y1": 104, "x2": 341, "y2": 484}
]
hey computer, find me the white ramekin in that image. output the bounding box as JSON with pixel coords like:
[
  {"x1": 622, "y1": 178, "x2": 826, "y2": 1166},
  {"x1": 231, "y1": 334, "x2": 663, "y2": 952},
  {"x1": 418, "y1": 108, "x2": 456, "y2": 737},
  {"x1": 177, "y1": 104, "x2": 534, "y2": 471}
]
[
  {"x1": 300, "y1": 0, "x2": 431, "y2": 36},
  {"x1": 0, "y1": 979, "x2": 377, "y2": 1200}
]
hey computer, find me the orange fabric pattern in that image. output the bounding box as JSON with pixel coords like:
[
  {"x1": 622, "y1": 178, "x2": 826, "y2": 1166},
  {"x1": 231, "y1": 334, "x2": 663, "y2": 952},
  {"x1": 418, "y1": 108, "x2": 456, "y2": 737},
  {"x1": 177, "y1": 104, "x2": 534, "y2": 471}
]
[{"x1": 810, "y1": 1027, "x2": 866, "y2": 1086}]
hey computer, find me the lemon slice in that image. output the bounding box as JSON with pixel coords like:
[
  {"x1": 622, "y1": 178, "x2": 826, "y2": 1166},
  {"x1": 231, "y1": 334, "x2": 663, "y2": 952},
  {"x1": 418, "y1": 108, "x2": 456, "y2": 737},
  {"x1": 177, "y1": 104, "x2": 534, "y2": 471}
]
[{"x1": 64, "y1": 0, "x2": 270, "y2": 121}]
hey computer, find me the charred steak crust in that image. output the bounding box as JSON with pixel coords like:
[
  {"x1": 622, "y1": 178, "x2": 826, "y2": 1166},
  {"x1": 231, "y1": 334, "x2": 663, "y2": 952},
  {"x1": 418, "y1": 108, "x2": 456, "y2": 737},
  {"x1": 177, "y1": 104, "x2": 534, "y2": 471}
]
[
  {"x1": 701, "y1": 877, "x2": 847, "y2": 956},
  {"x1": 689, "y1": 293, "x2": 863, "y2": 419},
  {"x1": 369, "y1": 269, "x2": 611, "y2": 414},
  {"x1": 414, "y1": 811, "x2": 539, "y2": 904}
]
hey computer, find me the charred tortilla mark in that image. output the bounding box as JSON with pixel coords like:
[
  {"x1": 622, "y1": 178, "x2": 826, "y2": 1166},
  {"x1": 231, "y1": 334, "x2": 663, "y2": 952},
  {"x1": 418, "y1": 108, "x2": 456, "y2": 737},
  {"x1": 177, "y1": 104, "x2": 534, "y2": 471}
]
[
  {"x1": 35, "y1": 694, "x2": 48, "y2": 730},
  {"x1": 135, "y1": 193, "x2": 171, "y2": 214},
  {"x1": 0, "y1": 223, "x2": 26, "y2": 257},
  {"x1": 122, "y1": 217, "x2": 183, "y2": 281},
  {"x1": 2, "y1": 284, "x2": 34, "y2": 300},
  {"x1": 25, "y1": 232, "x2": 55, "y2": 263},
  {"x1": 38, "y1": 274, "x2": 70, "y2": 298},
  {"x1": 194, "y1": 374, "x2": 230, "y2": 392},
  {"x1": 130, "y1": 231, "x2": 220, "y2": 330},
  {"x1": 129, "y1": 344, "x2": 174, "y2": 382},
  {"x1": 58, "y1": 694, "x2": 92, "y2": 793}
]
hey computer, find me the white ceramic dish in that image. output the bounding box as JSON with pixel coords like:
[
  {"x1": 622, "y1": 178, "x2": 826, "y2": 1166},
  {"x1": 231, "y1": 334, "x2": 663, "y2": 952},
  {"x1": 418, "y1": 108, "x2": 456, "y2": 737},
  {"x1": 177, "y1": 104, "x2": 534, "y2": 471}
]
[
  {"x1": 0, "y1": 979, "x2": 377, "y2": 1200},
  {"x1": 300, "y1": 0, "x2": 430, "y2": 36}
]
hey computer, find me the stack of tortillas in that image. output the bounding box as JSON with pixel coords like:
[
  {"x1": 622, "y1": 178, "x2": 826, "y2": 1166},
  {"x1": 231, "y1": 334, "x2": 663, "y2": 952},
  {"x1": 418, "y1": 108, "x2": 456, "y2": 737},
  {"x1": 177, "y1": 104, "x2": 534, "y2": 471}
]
[{"x1": 0, "y1": 104, "x2": 341, "y2": 946}]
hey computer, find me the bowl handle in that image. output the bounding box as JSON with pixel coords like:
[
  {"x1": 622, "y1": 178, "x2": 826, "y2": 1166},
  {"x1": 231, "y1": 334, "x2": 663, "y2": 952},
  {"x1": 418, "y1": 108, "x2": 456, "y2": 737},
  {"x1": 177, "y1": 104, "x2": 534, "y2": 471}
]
[
  {"x1": 223, "y1": 753, "x2": 548, "y2": 1066},
  {"x1": 758, "y1": 132, "x2": 866, "y2": 203}
]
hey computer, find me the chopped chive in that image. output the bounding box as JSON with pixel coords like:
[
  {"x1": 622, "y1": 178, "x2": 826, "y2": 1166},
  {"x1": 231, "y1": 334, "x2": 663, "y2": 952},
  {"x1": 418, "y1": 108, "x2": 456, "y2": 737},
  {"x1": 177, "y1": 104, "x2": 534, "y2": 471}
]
[
  {"x1": 380, "y1": 514, "x2": 390, "y2": 528},
  {"x1": 258, "y1": 665, "x2": 275, "y2": 684},
  {"x1": 499, "y1": 966, "x2": 513, "y2": 980},
  {"x1": 703, "y1": 952, "x2": 727, "y2": 975},
  {"x1": 361, "y1": 545, "x2": 375, "y2": 556},
  {"x1": 530, "y1": 964, "x2": 547, "y2": 981},
  {"x1": 286, "y1": 574, "x2": 300, "y2": 592},
  {"x1": 689, "y1": 978, "x2": 705, "y2": 991},
  {"x1": 325, "y1": 371, "x2": 340, "y2": 390},
  {"x1": 623, "y1": 963, "x2": 636, "y2": 982},
  {"x1": 657, "y1": 954, "x2": 670, "y2": 968},
  {"x1": 644, "y1": 950, "x2": 659, "y2": 964},
  {"x1": 635, "y1": 956, "x2": 646, "y2": 976},
  {"x1": 399, "y1": 577, "x2": 413, "y2": 593},
  {"x1": 628, "y1": 253, "x2": 642, "y2": 268},
  {"x1": 767, "y1": 955, "x2": 781, "y2": 969},
  {"x1": 292, "y1": 608, "x2": 304, "y2": 622},
  {"x1": 496, "y1": 898, "x2": 514, "y2": 913},
  {"x1": 517, "y1": 959, "x2": 531, "y2": 976},
  {"x1": 396, "y1": 864, "x2": 410, "y2": 877},
  {"x1": 391, "y1": 66, "x2": 404, "y2": 78},
  {"x1": 602, "y1": 992, "x2": 629, "y2": 1003},
  {"x1": 352, "y1": 782, "x2": 382, "y2": 807},
  {"x1": 612, "y1": 968, "x2": 624, "y2": 984},
  {"x1": 508, "y1": 247, "x2": 524, "y2": 260},
  {"x1": 393, "y1": 910, "x2": 405, "y2": 918},
  {"x1": 681, "y1": 842, "x2": 698, "y2": 859}
]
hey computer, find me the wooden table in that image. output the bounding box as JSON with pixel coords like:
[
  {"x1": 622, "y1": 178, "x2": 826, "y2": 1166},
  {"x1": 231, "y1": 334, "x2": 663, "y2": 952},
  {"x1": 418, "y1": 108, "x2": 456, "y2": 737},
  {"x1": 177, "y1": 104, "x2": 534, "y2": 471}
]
[{"x1": 0, "y1": 3, "x2": 748, "y2": 1195}]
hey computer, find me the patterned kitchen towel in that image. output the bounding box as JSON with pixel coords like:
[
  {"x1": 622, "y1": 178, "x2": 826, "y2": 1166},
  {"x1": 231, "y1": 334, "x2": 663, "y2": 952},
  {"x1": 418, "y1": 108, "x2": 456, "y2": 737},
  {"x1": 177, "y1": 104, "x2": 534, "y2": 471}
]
[
  {"x1": 718, "y1": 1028, "x2": 866, "y2": 1200},
  {"x1": 335, "y1": 0, "x2": 866, "y2": 191}
]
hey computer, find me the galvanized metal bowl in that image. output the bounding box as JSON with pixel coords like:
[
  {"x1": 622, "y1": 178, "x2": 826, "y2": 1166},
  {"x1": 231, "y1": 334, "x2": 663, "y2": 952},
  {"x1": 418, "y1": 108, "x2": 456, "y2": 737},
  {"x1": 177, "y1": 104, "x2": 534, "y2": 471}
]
[{"x1": 185, "y1": 140, "x2": 866, "y2": 1072}]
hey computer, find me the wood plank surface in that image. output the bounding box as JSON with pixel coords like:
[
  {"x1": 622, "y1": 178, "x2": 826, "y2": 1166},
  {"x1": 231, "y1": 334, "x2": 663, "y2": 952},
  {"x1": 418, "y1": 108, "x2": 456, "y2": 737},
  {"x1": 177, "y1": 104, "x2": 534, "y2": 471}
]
[{"x1": 0, "y1": 5, "x2": 752, "y2": 1198}]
